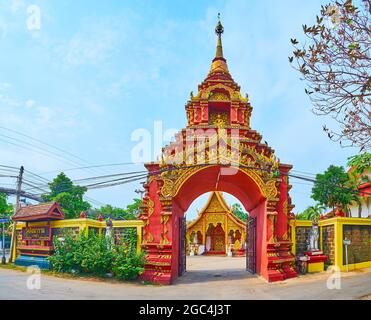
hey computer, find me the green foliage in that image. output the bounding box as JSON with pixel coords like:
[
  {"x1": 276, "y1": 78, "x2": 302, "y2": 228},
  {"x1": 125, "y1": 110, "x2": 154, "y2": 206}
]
[
  {"x1": 49, "y1": 231, "x2": 144, "y2": 280},
  {"x1": 231, "y1": 203, "x2": 248, "y2": 221},
  {"x1": 42, "y1": 173, "x2": 91, "y2": 219},
  {"x1": 91, "y1": 199, "x2": 142, "y2": 220},
  {"x1": 125, "y1": 198, "x2": 142, "y2": 218},
  {"x1": 311, "y1": 165, "x2": 359, "y2": 211},
  {"x1": 347, "y1": 153, "x2": 371, "y2": 178},
  {"x1": 0, "y1": 193, "x2": 14, "y2": 233},
  {"x1": 112, "y1": 245, "x2": 145, "y2": 280},
  {"x1": 296, "y1": 204, "x2": 326, "y2": 220},
  {"x1": 0, "y1": 193, "x2": 13, "y2": 217}
]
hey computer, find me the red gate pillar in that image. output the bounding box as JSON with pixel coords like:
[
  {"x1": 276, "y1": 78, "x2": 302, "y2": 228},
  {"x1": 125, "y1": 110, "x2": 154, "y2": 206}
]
[
  {"x1": 263, "y1": 165, "x2": 297, "y2": 281},
  {"x1": 139, "y1": 163, "x2": 174, "y2": 285}
]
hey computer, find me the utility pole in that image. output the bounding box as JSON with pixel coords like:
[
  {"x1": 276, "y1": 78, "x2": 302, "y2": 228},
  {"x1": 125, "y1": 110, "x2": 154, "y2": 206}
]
[
  {"x1": 135, "y1": 182, "x2": 146, "y2": 200},
  {"x1": 9, "y1": 166, "x2": 24, "y2": 263}
]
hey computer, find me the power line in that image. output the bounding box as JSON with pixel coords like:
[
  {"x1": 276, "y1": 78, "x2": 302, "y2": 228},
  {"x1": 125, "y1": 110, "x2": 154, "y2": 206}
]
[
  {"x1": 3, "y1": 163, "x2": 370, "y2": 206},
  {"x1": 0, "y1": 127, "x2": 115, "y2": 177},
  {"x1": 39, "y1": 162, "x2": 144, "y2": 175},
  {"x1": 0, "y1": 166, "x2": 107, "y2": 208},
  {"x1": 0, "y1": 134, "x2": 102, "y2": 175},
  {"x1": 24, "y1": 169, "x2": 50, "y2": 183},
  {"x1": 21, "y1": 170, "x2": 148, "y2": 192},
  {"x1": 0, "y1": 126, "x2": 112, "y2": 176}
]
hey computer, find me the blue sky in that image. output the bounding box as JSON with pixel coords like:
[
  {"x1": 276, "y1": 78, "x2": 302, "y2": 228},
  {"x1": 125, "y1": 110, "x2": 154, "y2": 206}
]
[{"x1": 0, "y1": 0, "x2": 358, "y2": 220}]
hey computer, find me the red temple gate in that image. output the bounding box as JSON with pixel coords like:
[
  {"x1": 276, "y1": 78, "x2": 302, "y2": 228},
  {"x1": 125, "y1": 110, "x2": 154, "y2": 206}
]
[
  {"x1": 246, "y1": 216, "x2": 257, "y2": 274},
  {"x1": 139, "y1": 18, "x2": 297, "y2": 284}
]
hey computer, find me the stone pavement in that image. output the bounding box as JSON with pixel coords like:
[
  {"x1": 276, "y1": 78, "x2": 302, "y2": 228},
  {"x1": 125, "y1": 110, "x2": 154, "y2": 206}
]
[{"x1": 0, "y1": 256, "x2": 370, "y2": 300}]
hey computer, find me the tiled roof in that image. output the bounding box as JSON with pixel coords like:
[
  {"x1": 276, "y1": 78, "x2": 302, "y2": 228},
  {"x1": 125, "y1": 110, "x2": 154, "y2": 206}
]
[{"x1": 12, "y1": 202, "x2": 65, "y2": 221}]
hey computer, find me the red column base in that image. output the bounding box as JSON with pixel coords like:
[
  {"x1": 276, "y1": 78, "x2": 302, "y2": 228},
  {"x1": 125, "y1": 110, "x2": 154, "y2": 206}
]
[
  {"x1": 141, "y1": 244, "x2": 173, "y2": 285},
  {"x1": 140, "y1": 270, "x2": 172, "y2": 285},
  {"x1": 264, "y1": 242, "x2": 297, "y2": 282}
]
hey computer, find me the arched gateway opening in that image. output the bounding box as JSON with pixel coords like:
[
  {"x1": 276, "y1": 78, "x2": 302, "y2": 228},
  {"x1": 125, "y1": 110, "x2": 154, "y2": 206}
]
[
  {"x1": 173, "y1": 167, "x2": 264, "y2": 279},
  {"x1": 139, "y1": 18, "x2": 297, "y2": 285}
]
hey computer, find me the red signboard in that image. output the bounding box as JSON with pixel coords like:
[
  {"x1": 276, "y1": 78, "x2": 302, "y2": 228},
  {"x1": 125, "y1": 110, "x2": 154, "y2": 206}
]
[{"x1": 22, "y1": 226, "x2": 52, "y2": 241}]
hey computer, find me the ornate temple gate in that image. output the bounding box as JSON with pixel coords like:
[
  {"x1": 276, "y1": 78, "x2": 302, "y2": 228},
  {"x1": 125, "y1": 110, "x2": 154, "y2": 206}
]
[
  {"x1": 139, "y1": 18, "x2": 297, "y2": 285},
  {"x1": 178, "y1": 217, "x2": 187, "y2": 276},
  {"x1": 246, "y1": 217, "x2": 256, "y2": 274}
]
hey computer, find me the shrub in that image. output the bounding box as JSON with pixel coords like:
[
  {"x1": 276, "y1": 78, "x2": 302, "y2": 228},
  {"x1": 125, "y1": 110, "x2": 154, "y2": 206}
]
[
  {"x1": 112, "y1": 245, "x2": 145, "y2": 280},
  {"x1": 49, "y1": 230, "x2": 145, "y2": 280}
]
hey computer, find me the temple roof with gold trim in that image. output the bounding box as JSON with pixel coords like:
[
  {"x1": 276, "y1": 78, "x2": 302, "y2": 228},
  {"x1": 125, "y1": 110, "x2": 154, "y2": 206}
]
[{"x1": 187, "y1": 192, "x2": 246, "y2": 230}]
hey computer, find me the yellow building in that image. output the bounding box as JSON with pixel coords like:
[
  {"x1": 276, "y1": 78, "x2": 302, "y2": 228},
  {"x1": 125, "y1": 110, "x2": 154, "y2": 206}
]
[{"x1": 186, "y1": 192, "x2": 246, "y2": 256}]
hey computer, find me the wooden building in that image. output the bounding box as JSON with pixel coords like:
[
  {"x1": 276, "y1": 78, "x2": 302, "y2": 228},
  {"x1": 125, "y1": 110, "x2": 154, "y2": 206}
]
[{"x1": 186, "y1": 192, "x2": 246, "y2": 256}]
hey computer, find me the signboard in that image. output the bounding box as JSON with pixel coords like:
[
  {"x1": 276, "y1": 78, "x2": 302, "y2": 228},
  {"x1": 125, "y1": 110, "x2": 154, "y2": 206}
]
[
  {"x1": 0, "y1": 218, "x2": 9, "y2": 223},
  {"x1": 343, "y1": 239, "x2": 351, "y2": 245},
  {"x1": 22, "y1": 226, "x2": 52, "y2": 241}
]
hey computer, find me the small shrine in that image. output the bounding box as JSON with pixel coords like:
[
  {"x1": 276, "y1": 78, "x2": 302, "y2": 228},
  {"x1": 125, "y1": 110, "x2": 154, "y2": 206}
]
[
  {"x1": 186, "y1": 192, "x2": 246, "y2": 256},
  {"x1": 304, "y1": 219, "x2": 327, "y2": 273},
  {"x1": 12, "y1": 202, "x2": 65, "y2": 269}
]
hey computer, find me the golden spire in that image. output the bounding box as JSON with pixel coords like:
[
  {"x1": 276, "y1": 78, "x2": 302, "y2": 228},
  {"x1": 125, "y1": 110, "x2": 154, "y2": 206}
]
[
  {"x1": 209, "y1": 13, "x2": 230, "y2": 75},
  {"x1": 215, "y1": 13, "x2": 224, "y2": 59}
]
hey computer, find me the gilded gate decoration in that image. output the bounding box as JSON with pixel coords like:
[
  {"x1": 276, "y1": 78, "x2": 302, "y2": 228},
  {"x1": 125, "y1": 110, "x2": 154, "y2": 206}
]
[{"x1": 139, "y1": 17, "x2": 297, "y2": 284}]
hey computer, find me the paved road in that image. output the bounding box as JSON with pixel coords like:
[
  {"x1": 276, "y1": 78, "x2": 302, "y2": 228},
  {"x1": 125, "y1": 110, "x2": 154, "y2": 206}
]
[{"x1": 0, "y1": 256, "x2": 370, "y2": 300}]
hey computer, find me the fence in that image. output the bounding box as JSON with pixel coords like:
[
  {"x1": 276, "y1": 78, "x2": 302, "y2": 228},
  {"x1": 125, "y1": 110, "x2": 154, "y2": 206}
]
[{"x1": 290, "y1": 217, "x2": 371, "y2": 272}]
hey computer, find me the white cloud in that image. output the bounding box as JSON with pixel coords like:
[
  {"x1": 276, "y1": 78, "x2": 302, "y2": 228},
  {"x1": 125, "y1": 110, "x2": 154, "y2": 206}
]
[
  {"x1": 10, "y1": 0, "x2": 25, "y2": 13},
  {"x1": 25, "y1": 99, "x2": 35, "y2": 108},
  {"x1": 54, "y1": 18, "x2": 123, "y2": 67}
]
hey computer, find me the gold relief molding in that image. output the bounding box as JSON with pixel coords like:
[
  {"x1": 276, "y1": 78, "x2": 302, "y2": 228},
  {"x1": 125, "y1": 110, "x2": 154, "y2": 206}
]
[
  {"x1": 158, "y1": 255, "x2": 172, "y2": 259},
  {"x1": 282, "y1": 175, "x2": 289, "y2": 184},
  {"x1": 208, "y1": 91, "x2": 229, "y2": 101},
  {"x1": 209, "y1": 112, "x2": 229, "y2": 128},
  {"x1": 144, "y1": 232, "x2": 154, "y2": 244},
  {"x1": 264, "y1": 180, "x2": 278, "y2": 200},
  {"x1": 158, "y1": 164, "x2": 278, "y2": 202},
  {"x1": 160, "y1": 178, "x2": 175, "y2": 198},
  {"x1": 281, "y1": 231, "x2": 289, "y2": 241},
  {"x1": 283, "y1": 200, "x2": 288, "y2": 216},
  {"x1": 160, "y1": 214, "x2": 170, "y2": 245},
  {"x1": 147, "y1": 198, "x2": 155, "y2": 217},
  {"x1": 160, "y1": 235, "x2": 170, "y2": 245},
  {"x1": 206, "y1": 214, "x2": 225, "y2": 226},
  {"x1": 200, "y1": 84, "x2": 236, "y2": 100}
]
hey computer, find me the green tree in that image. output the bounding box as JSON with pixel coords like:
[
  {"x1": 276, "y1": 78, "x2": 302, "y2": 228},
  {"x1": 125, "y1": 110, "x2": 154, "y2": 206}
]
[
  {"x1": 311, "y1": 165, "x2": 359, "y2": 214},
  {"x1": 42, "y1": 172, "x2": 91, "y2": 219},
  {"x1": 347, "y1": 152, "x2": 370, "y2": 217},
  {"x1": 0, "y1": 193, "x2": 14, "y2": 236},
  {"x1": 347, "y1": 152, "x2": 371, "y2": 178},
  {"x1": 125, "y1": 198, "x2": 142, "y2": 218},
  {"x1": 296, "y1": 204, "x2": 326, "y2": 220},
  {"x1": 91, "y1": 199, "x2": 142, "y2": 220},
  {"x1": 0, "y1": 193, "x2": 13, "y2": 217},
  {"x1": 231, "y1": 203, "x2": 248, "y2": 221}
]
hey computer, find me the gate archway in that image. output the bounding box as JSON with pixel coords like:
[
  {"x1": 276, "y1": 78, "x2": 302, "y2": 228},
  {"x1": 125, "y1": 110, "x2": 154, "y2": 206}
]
[{"x1": 139, "y1": 18, "x2": 297, "y2": 285}]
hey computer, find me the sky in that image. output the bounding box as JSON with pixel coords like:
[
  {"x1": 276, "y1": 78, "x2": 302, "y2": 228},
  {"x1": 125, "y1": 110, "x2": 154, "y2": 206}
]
[{"x1": 0, "y1": 0, "x2": 359, "y2": 220}]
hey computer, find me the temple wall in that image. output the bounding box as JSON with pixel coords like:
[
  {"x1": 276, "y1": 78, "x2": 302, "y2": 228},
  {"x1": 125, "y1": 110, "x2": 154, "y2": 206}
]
[
  {"x1": 14, "y1": 219, "x2": 144, "y2": 261},
  {"x1": 290, "y1": 217, "x2": 371, "y2": 271}
]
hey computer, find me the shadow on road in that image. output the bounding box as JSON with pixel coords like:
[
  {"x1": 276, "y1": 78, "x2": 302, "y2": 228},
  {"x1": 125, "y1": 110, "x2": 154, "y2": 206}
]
[{"x1": 174, "y1": 268, "x2": 257, "y2": 284}]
